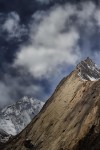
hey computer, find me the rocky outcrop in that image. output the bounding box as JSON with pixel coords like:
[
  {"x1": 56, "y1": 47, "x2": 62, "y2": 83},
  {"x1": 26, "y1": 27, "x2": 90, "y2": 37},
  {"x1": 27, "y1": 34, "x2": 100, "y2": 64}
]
[
  {"x1": 77, "y1": 57, "x2": 100, "y2": 81},
  {"x1": 2, "y1": 58, "x2": 100, "y2": 150}
]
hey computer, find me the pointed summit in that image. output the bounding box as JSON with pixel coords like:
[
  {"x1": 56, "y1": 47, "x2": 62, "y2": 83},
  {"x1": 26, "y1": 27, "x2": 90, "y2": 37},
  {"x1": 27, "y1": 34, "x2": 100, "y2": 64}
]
[
  {"x1": 76, "y1": 57, "x2": 100, "y2": 81},
  {"x1": 85, "y1": 57, "x2": 95, "y2": 65}
]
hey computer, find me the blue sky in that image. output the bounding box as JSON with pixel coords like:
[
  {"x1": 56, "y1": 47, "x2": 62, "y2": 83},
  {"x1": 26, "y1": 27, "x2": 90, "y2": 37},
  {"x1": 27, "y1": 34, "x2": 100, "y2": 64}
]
[{"x1": 0, "y1": 0, "x2": 100, "y2": 107}]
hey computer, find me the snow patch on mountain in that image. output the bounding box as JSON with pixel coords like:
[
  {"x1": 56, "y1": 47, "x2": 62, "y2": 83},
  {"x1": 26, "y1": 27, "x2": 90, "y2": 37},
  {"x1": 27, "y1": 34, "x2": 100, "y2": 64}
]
[{"x1": 0, "y1": 97, "x2": 44, "y2": 136}]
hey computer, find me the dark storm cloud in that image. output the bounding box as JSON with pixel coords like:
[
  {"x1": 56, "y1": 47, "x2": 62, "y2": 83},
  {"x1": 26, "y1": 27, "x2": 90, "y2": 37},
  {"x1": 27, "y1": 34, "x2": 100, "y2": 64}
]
[{"x1": 0, "y1": 0, "x2": 100, "y2": 108}]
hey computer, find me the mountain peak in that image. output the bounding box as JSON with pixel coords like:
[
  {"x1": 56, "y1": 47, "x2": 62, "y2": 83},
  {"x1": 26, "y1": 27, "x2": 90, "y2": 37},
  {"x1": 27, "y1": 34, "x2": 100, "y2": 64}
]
[
  {"x1": 0, "y1": 97, "x2": 44, "y2": 136},
  {"x1": 84, "y1": 57, "x2": 95, "y2": 66},
  {"x1": 76, "y1": 57, "x2": 100, "y2": 81},
  {"x1": 85, "y1": 56, "x2": 93, "y2": 61}
]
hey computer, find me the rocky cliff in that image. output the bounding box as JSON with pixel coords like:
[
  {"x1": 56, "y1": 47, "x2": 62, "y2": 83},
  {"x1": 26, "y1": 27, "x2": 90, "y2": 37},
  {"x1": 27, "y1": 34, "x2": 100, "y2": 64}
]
[{"x1": 2, "y1": 58, "x2": 100, "y2": 150}]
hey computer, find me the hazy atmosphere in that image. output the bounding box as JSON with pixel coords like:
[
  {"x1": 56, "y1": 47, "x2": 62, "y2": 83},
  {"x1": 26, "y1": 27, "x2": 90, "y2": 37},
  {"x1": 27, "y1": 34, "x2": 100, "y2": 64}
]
[{"x1": 0, "y1": 0, "x2": 100, "y2": 107}]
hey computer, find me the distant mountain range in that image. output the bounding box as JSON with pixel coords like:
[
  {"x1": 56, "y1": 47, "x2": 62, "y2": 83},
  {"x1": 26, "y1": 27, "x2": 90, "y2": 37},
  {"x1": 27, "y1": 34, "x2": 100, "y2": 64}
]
[{"x1": 0, "y1": 97, "x2": 44, "y2": 142}]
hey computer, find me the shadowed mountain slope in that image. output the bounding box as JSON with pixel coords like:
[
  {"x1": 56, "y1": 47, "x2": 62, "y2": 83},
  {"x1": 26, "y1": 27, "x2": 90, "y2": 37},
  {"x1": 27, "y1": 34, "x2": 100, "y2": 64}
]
[{"x1": 2, "y1": 58, "x2": 100, "y2": 150}]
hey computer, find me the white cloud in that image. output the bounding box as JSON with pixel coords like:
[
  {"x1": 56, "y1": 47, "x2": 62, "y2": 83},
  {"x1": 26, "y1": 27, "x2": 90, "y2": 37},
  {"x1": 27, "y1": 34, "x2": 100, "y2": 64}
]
[
  {"x1": 14, "y1": 2, "x2": 100, "y2": 79},
  {"x1": 2, "y1": 12, "x2": 28, "y2": 39},
  {"x1": 2, "y1": 12, "x2": 20, "y2": 36},
  {"x1": 3, "y1": 12, "x2": 20, "y2": 31},
  {"x1": 77, "y1": 2, "x2": 95, "y2": 20},
  {"x1": 14, "y1": 5, "x2": 80, "y2": 78}
]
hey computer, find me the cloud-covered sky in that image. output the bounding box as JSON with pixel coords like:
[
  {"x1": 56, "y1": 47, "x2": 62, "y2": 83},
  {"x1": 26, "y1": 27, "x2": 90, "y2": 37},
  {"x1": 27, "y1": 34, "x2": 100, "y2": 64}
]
[{"x1": 0, "y1": 0, "x2": 100, "y2": 108}]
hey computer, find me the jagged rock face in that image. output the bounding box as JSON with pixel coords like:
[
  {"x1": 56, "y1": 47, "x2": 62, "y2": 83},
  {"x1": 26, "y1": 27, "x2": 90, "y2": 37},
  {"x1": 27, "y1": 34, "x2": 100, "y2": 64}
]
[
  {"x1": 74, "y1": 125, "x2": 100, "y2": 150},
  {"x1": 77, "y1": 57, "x2": 100, "y2": 81},
  {"x1": 2, "y1": 58, "x2": 100, "y2": 150}
]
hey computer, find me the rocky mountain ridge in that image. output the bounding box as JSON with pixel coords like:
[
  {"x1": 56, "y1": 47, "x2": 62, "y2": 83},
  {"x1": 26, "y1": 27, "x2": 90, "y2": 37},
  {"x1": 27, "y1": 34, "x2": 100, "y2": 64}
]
[
  {"x1": 77, "y1": 57, "x2": 100, "y2": 81},
  {"x1": 2, "y1": 57, "x2": 100, "y2": 150}
]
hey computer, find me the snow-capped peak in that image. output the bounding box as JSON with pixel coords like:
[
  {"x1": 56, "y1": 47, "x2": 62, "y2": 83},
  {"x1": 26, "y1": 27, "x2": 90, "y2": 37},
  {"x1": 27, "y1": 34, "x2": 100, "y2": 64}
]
[
  {"x1": 0, "y1": 97, "x2": 44, "y2": 137},
  {"x1": 77, "y1": 57, "x2": 100, "y2": 81}
]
